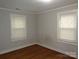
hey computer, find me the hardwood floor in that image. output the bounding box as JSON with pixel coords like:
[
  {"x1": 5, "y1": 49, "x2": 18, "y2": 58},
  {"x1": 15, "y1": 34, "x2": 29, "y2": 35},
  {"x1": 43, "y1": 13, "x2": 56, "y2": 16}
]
[{"x1": 0, "y1": 44, "x2": 76, "y2": 59}]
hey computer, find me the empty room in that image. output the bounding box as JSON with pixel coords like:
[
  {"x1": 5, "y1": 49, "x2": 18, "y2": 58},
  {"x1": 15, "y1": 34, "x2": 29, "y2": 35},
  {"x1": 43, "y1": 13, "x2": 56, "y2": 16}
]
[{"x1": 0, "y1": 0, "x2": 78, "y2": 59}]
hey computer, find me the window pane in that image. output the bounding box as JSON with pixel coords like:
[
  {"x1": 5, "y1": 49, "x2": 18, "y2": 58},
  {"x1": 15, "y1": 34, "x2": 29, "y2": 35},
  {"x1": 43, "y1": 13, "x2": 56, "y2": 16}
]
[
  {"x1": 12, "y1": 29, "x2": 26, "y2": 40},
  {"x1": 59, "y1": 29, "x2": 76, "y2": 41},
  {"x1": 11, "y1": 14, "x2": 26, "y2": 28},
  {"x1": 59, "y1": 13, "x2": 76, "y2": 28}
]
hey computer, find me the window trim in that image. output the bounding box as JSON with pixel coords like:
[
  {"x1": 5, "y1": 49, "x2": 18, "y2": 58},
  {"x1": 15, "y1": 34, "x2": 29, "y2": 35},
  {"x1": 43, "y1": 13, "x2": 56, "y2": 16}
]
[
  {"x1": 57, "y1": 9, "x2": 77, "y2": 45},
  {"x1": 10, "y1": 13, "x2": 27, "y2": 42}
]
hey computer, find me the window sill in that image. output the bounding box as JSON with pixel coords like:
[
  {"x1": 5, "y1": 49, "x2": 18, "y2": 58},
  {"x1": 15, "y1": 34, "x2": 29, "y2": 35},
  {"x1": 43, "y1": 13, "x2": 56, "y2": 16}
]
[
  {"x1": 11, "y1": 38, "x2": 26, "y2": 42},
  {"x1": 57, "y1": 40, "x2": 77, "y2": 46}
]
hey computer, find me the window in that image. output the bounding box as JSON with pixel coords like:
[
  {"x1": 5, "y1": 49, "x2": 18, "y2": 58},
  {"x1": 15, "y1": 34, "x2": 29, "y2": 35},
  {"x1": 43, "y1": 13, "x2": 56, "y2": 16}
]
[
  {"x1": 57, "y1": 10, "x2": 77, "y2": 44},
  {"x1": 11, "y1": 14, "x2": 26, "y2": 41}
]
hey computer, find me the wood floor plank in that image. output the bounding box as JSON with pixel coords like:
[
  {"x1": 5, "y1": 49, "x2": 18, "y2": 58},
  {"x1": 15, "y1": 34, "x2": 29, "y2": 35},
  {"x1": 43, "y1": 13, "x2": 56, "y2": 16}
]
[{"x1": 0, "y1": 44, "x2": 76, "y2": 59}]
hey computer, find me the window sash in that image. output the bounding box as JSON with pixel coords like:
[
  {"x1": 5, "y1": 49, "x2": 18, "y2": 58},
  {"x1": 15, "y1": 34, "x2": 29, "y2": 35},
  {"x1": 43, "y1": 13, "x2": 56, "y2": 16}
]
[
  {"x1": 57, "y1": 10, "x2": 77, "y2": 44},
  {"x1": 11, "y1": 29, "x2": 26, "y2": 40},
  {"x1": 58, "y1": 28, "x2": 76, "y2": 42},
  {"x1": 11, "y1": 14, "x2": 26, "y2": 41}
]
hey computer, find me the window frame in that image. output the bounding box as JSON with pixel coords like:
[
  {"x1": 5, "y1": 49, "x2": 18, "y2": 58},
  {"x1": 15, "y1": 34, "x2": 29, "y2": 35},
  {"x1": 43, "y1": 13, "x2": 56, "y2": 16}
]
[
  {"x1": 10, "y1": 13, "x2": 27, "y2": 42},
  {"x1": 57, "y1": 9, "x2": 77, "y2": 45}
]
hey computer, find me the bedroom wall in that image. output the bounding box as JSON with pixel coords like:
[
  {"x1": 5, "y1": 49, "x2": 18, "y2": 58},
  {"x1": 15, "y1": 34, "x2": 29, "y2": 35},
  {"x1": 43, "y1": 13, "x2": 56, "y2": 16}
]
[
  {"x1": 37, "y1": 4, "x2": 78, "y2": 57},
  {"x1": 0, "y1": 10, "x2": 37, "y2": 54}
]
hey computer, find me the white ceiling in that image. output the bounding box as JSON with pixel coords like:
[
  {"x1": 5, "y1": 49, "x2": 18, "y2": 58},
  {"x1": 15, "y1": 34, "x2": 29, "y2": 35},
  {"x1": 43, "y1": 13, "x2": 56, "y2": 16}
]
[{"x1": 0, "y1": 0, "x2": 78, "y2": 12}]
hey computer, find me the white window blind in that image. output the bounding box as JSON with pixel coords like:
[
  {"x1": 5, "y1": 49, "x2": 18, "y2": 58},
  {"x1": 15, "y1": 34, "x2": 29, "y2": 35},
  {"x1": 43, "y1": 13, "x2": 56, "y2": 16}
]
[
  {"x1": 11, "y1": 14, "x2": 26, "y2": 41},
  {"x1": 57, "y1": 10, "x2": 77, "y2": 44}
]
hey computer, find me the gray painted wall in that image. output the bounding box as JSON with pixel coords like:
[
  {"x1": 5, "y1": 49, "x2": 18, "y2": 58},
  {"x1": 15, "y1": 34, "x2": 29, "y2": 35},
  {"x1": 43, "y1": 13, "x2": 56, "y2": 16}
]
[
  {"x1": 0, "y1": 10, "x2": 37, "y2": 53},
  {"x1": 37, "y1": 4, "x2": 77, "y2": 57}
]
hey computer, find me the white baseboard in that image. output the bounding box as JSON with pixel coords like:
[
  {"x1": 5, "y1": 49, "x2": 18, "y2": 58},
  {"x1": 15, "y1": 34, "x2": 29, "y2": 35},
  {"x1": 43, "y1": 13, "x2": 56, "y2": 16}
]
[
  {"x1": 0, "y1": 43, "x2": 77, "y2": 58},
  {"x1": 0, "y1": 43, "x2": 36, "y2": 54},
  {"x1": 38, "y1": 43, "x2": 77, "y2": 58}
]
